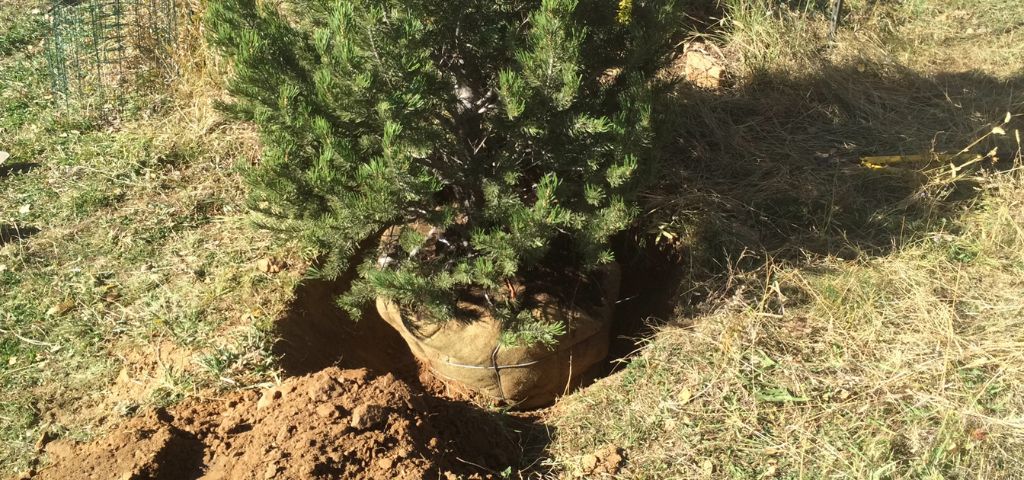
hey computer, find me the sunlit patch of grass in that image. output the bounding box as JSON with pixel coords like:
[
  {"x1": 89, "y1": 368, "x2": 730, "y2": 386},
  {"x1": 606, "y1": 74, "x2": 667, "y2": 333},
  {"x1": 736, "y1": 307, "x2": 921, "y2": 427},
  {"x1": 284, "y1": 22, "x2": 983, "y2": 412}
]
[
  {"x1": 0, "y1": 1, "x2": 301, "y2": 475},
  {"x1": 549, "y1": 0, "x2": 1024, "y2": 477},
  {"x1": 553, "y1": 172, "x2": 1024, "y2": 477}
]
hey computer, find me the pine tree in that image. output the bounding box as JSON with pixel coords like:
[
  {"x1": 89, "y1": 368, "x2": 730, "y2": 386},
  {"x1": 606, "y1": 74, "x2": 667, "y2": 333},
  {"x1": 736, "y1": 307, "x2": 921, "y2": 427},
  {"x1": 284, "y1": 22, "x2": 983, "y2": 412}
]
[{"x1": 206, "y1": 0, "x2": 682, "y2": 344}]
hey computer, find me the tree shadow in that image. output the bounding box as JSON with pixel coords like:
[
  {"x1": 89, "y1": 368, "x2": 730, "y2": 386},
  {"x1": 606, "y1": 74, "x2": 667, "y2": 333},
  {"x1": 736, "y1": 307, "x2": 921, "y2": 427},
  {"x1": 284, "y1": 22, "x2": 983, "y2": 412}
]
[
  {"x1": 666, "y1": 63, "x2": 1021, "y2": 252},
  {"x1": 152, "y1": 424, "x2": 206, "y2": 480},
  {"x1": 600, "y1": 62, "x2": 1023, "y2": 372}
]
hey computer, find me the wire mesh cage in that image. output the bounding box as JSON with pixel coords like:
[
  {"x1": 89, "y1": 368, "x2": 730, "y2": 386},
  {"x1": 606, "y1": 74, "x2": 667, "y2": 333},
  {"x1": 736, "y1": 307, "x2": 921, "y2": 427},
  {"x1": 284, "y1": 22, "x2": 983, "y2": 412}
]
[{"x1": 46, "y1": 0, "x2": 184, "y2": 115}]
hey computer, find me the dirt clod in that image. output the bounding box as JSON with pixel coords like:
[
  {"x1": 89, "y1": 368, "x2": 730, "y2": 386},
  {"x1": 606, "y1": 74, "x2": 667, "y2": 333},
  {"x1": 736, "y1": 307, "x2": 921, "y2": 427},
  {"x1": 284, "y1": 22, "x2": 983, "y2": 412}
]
[
  {"x1": 33, "y1": 431, "x2": 53, "y2": 452},
  {"x1": 676, "y1": 42, "x2": 726, "y2": 90},
  {"x1": 256, "y1": 388, "x2": 282, "y2": 410},
  {"x1": 34, "y1": 367, "x2": 520, "y2": 479},
  {"x1": 313, "y1": 403, "x2": 338, "y2": 418},
  {"x1": 578, "y1": 445, "x2": 626, "y2": 477},
  {"x1": 255, "y1": 257, "x2": 286, "y2": 274},
  {"x1": 349, "y1": 403, "x2": 386, "y2": 430}
]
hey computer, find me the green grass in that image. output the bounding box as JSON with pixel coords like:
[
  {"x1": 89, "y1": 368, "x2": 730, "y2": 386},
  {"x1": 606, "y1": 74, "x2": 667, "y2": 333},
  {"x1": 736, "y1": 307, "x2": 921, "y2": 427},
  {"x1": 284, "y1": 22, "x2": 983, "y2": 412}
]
[
  {"x1": 549, "y1": 0, "x2": 1024, "y2": 478},
  {"x1": 0, "y1": 1, "x2": 298, "y2": 474}
]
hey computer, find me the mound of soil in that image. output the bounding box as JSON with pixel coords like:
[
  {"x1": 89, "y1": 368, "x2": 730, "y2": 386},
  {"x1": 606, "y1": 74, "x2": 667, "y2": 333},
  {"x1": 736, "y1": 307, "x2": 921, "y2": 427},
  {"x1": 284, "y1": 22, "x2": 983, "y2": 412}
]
[{"x1": 31, "y1": 368, "x2": 521, "y2": 480}]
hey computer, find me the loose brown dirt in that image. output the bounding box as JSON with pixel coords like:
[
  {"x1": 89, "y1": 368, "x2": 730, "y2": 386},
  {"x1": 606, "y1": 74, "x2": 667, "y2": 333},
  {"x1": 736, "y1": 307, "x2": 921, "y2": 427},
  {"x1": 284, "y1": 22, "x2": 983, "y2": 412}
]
[
  {"x1": 18, "y1": 242, "x2": 675, "y2": 480},
  {"x1": 30, "y1": 367, "x2": 522, "y2": 479}
]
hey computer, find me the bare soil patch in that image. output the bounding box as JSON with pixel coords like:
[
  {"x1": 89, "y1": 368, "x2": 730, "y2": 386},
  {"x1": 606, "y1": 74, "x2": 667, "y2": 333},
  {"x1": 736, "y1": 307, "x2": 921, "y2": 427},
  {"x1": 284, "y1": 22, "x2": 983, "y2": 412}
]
[
  {"x1": 273, "y1": 277, "x2": 421, "y2": 380},
  {"x1": 30, "y1": 367, "x2": 522, "y2": 479}
]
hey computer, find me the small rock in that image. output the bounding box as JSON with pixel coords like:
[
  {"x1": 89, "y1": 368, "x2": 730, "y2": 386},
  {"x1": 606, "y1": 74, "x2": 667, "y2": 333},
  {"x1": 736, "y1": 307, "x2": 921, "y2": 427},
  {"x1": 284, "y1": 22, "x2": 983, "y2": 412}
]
[
  {"x1": 603, "y1": 448, "x2": 624, "y2": 474},
  {"x1": 580, "y1": 445, "x2": 626, "y2": 476},
  {"x1": 263, "y1": 463, "x2": 280, "y2": 479},
  {"x1": 34, "y1": 430, "x2": 53, "y2": 452},
  {"x1": 315, "y1": 404, "x2": 338, "y2": 418},
  {"x1": 350, "y1": 404, "x2": 386, "y2": 430},
  {"x1": 255, "y1": 257, "x2": 286, "y2": 274},
  {"x1": 377, "y1": 457, "x2": 395, "y2": 470},
  {"x1": 275, "y1": 427, "x2": 291, "y2": 444},
  {"x1": 257, "y1": 388, "x2": 283, "y2": 410},
  {"x1": 306, "y1": 384, "x2": 328, "y2": 401},
  {"x1": 45, "y1": 299, "x2": 74, "y2": 317},
  {"x1": 219, "y1": 420, "x2": 250, "y2": 436},
  {"x1": 337, "y1": 369, "x2": 369, "y2": 385},
  {"x1": 42, "y1": 439, "x2": 73, "y2": 457}
]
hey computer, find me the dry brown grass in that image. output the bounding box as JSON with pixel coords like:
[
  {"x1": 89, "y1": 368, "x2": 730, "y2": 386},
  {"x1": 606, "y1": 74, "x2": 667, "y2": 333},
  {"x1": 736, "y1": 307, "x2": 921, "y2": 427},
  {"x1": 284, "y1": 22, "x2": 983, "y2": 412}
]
[
  {"x1": 548, "y1": 0, "x2": 1024, "y2": 478},
  {"x1": 0, "y1": 2, "x2": 306, "y2": 474},
  {"x1": 552, "y1": 164, "x2": 1024, "y2": 477}
]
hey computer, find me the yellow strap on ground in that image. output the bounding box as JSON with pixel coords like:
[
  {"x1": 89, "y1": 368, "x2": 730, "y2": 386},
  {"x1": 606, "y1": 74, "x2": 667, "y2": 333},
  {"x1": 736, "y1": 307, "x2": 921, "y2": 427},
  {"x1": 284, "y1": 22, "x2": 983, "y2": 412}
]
[{"x1": 860, "y1": 153, "x2": 977, "y2": 169}]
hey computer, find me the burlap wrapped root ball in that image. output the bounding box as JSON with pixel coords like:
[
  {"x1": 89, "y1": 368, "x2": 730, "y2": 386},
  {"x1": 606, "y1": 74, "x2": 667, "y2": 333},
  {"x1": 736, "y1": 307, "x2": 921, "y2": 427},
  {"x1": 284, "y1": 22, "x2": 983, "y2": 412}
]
[{"x1": 376, "y1": 265, "x2": 620, "y2": 409}]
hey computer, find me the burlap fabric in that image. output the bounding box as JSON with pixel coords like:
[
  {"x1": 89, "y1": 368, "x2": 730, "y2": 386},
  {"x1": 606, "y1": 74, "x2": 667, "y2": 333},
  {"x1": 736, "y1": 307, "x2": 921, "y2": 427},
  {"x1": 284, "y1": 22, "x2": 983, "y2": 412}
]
[{"x1": 376, "y1": 265, "x2": 620, "y2": 409}]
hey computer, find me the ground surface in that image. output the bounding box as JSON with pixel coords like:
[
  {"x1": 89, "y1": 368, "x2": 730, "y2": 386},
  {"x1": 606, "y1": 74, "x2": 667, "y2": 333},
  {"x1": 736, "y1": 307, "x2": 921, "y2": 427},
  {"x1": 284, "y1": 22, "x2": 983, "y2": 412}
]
[
  {"x1": 2, "y1": 0, "x2": 1024, "y2": 478},
  {"x1": 549, "y1": 1, "x2": 1024, "y2": 478},
  {"x1": 31, "y1": 368, "x2": 518, "y2": 480}
]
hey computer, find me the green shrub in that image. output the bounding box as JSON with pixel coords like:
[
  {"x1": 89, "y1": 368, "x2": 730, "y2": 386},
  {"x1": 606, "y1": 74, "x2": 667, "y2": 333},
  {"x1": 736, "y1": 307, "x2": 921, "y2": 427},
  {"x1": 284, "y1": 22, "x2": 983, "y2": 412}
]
[{"x1": 206, "y1": 0, "x2": 682, "y2": 341}]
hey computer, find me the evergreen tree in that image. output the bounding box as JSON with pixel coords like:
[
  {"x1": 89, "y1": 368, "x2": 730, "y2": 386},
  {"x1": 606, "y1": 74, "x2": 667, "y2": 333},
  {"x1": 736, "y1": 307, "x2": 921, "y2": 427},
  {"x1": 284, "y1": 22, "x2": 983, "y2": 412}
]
[{"x1": 207, "y1": 0, "x2": 682, "y2": 344}]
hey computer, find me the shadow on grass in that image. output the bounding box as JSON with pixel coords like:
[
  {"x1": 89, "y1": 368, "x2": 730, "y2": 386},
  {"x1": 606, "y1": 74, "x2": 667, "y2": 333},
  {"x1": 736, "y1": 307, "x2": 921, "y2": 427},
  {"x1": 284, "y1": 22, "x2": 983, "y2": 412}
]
[
  {"x1": 0, "y1": 162, "x2": 40, "y2": 179},
  {"x1": 0, "y1": 224, "x2": 39, "y2": 246},
  {"x1": 601, "y1": 63, "x2": 1023, "y2": 371},
  {"x1": 0, "y1": 161, "x2": 39, "y2": 179},
  {"x1": 671, "y1": 63, "x2": 1020, "y2": 255}
]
